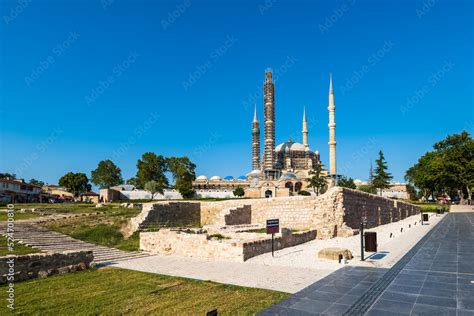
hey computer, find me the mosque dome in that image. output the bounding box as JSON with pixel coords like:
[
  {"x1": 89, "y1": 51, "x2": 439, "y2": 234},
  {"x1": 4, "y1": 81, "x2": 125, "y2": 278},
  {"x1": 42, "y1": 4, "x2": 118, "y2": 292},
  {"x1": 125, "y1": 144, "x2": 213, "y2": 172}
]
[
  {"x1": 224, "y1": 176, "x2": 234, "y2": 181},
  {"x1": 246, "y1": 169, "x2": 261, "y2": 178},
  {"x1": 279, "y1": 172, "x2": 298, "y2": 180},
  {"x1": 196, "y1": 175, "x2": 208, "y2": 181},
  {"x1": 275, "y1": 139, "x2": 307, "y2": 152},
  {"x1": 237, "y1": 175, "x2": 247, "y2": 180},
  {"x1": 210, "y1": 176, "x2": 222, "y2": 181}
]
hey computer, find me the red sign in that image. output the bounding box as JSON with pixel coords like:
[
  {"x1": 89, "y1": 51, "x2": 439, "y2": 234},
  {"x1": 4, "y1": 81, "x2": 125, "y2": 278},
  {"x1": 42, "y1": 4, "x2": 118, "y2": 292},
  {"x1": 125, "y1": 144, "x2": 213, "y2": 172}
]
[{"x1": 266, "y1": 219, "x2": 279, "y2": 234}]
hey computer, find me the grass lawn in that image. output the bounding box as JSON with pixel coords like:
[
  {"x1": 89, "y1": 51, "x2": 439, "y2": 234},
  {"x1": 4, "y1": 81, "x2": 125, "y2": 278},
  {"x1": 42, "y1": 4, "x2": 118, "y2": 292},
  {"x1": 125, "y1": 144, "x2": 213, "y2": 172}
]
[
  {"x1": 0, "y1": 212, "x2": 40, "y2": 221},
  {"x1": 414, "y1": 203, "x2": 449, "y2": 213},
  {"x1": 0, "y1": 267, "x2": 288, "y2": 315},
  {"x1": 0, "y1": 236, "x2": 40, "y2": 256},
  {"x1": 44, "y1": 206, "x2": 142, "y2": 251}
]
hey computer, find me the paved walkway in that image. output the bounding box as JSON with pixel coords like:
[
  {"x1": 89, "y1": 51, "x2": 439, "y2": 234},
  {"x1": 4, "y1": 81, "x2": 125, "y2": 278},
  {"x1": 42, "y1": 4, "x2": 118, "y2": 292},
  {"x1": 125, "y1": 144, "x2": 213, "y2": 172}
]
[
  {"x1": 112, "y1": 255, "x2": 333, "y2": 293},
  {"x1": 261, "y1": 207, "x2": 474, "y2": 315},
  {"x1": 0, "y1": 220, "x2": 148, "y2": 265}
]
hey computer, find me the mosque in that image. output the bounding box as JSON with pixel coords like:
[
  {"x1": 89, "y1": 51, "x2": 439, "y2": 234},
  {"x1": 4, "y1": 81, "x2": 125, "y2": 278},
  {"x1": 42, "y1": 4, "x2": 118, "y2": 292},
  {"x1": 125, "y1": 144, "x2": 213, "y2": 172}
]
[{"x1": 193, "y1": 69, "x2": 338, "y2": 198}]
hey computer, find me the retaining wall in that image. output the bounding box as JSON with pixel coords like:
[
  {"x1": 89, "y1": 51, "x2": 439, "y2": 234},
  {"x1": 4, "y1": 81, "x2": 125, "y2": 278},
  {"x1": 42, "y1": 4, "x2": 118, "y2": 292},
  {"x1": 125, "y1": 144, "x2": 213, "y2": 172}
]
[{"x1": 0, "y1": 250, "x2": 93, "y2": 284}]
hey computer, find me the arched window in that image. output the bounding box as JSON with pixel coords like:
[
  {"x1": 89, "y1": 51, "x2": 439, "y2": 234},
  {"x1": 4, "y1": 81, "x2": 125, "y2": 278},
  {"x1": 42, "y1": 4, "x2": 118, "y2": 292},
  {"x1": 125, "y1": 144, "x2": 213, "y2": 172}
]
[
  {"x1": 295, "y1": 182, "x2": 302, "y2": 192},
  {"x1": 265, "y1": 190, "x2": 273, "y2": 198},
  {"x1": 285, "y1": 182, "x2": 294, "y2": 192}
]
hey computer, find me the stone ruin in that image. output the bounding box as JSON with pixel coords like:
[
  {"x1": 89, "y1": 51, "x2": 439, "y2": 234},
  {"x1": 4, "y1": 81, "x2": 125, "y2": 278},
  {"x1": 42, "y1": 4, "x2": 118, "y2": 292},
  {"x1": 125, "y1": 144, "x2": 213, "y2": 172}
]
[{"x1": 124, "y1": 187, "x2": 420, "y2": 261}]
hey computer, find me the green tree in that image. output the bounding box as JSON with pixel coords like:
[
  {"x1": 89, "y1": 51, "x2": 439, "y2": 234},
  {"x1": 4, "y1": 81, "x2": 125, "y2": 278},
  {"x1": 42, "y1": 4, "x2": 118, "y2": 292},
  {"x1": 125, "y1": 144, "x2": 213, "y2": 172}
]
[
  {"x1": 91, "y1": 160, "x2": 123, "y2": 189},
  {"x1": 167, "y1": 157, "x2": 196, "y2": 199},
  {"x1": 406, "y1": 131, "x2": 474, "y2": 203},
  {"x1": 58, "y1": 172, "x2": 91, "y2": 197},
  {"x1": 0, "y1": 173, "x2": 16, "y2": 179},
  {"x1": 372, "y1": 150, "x2": 393, "y2": 194},
  {"x1": 338, "y1": 176, "x2": 356, "y2": 189},
  {"x1": 307, "y1": 161, "x2": 327, "y2": 195},
  {"x1": 144, "y1": 180, "x2": 163, "y2": 199},
  {"x1": 233, "y1": 186, "x2": 245, "y2": 197},
  {"x1": 136, "y1": 152, "x2": 168, "y2": 190},
  {"x1": 298, "y1": 190, "x2": 311, "y2": 196},
  {"x1": 29, "y1": 179, "x2": 45, "y2": 187},
  {"x1": 358, "y1": 184, "x2": 377, "y2": 194}
]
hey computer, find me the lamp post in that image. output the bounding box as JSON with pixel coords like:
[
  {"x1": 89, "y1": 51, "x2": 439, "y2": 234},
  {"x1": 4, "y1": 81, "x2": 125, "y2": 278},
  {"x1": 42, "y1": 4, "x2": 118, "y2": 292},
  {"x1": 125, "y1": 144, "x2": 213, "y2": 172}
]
[{"x1": 360, "y1": 217, "x2": 367, "y2": 261}]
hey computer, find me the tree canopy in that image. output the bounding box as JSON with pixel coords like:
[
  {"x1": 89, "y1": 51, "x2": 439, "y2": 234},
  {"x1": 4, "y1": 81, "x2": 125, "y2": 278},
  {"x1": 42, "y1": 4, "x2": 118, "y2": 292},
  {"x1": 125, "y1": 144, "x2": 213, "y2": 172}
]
[
  {"x1": 91, "y1": 160, "x2": 123, "y2": 189},
  {"x1": 29, "y1": 179, "x2": 45, "y2": 187},
  {"x1": 338, "y1": 176, "x2": 356, "y2": 189},
  {"x1": 405, "y1": 131, "x2": 474, "y2": 202},
  {"x1": 372, "y1": 150, "x2": 392, "y2": 193},
  {"x1": 233, "y1": 186, "x2": 245, "y2": 197},
  {"x1": 167, "y1": 157, "x2": 196, "y2": 199},
  {"x1": 307, "y1": 161, "x2": 327, "y2": 195},
  {"x1": 136, "y1": 152, "x2": 168, "y2": 190},
  {"x1": 58, "y1": 172, "x2": 91, "y2": 197},
  {"x1": 144, "y1": 180, "x2": 163, "y2": 199}
]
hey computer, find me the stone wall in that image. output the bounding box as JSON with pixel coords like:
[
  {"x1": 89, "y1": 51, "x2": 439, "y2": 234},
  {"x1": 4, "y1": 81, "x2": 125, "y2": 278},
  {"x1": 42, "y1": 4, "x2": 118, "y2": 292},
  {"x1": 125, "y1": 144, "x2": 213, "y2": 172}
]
[
  {"x1": 0, "y1": 250, "x2": 93, "y2": 284},
  {"x1": 129, "y1": 187, "x2": 420, "y2": 239},
  {"x1": 123, "y1": 202, "x2": 200, "y2": 238},
  {"x1": 140, "y1": 229, "x2": 317, "y2": 261}
]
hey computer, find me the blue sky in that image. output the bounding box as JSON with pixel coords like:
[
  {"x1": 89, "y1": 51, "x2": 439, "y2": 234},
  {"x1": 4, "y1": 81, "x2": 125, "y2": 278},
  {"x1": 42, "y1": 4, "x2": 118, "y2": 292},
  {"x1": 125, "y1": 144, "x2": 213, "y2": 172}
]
[{"x1": 0, "y1": 0, "x2": 473, "y2": 188}]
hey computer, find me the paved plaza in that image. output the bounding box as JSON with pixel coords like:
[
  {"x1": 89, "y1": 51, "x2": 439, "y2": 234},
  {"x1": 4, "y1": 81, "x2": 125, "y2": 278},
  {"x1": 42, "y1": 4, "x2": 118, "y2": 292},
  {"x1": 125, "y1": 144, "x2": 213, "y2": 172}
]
[{"x1": 261, "y1": 207, "x2": 474, "y2": 315}]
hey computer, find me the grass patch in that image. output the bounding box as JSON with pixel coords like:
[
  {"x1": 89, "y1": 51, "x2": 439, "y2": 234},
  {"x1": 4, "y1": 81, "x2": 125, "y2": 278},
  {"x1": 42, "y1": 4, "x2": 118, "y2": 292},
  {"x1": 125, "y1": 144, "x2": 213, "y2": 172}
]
[
  {"x1": 208, "y1": 234, "x2": 230, "y2": 240},
  {"x1": 0, "y1": 236, "x2": 40, "y2": 256},
  {"x1": 0, "y1": 267, "x2": 288, "y2": 315},
  {"x1": 0, "y1": 212, "x2": 40, "y2": 221},
  {"x1": 415, "y1": 203, "x2": 449, "y2": 213},
  {"x1": 46, "y1": 217, "x2": 139, "y2": 251}
]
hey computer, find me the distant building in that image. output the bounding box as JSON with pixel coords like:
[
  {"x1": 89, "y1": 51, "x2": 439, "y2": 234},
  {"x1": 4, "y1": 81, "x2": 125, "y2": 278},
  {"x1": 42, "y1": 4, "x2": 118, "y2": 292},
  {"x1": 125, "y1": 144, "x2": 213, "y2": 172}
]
[
  {"x1": 192, "y1": 70, "x2": 338, "y2": 198},
  {"x1": 42, "y1": 185, "x2": 74, "y2": 202},
  {"x1": 0, "y1": 178, "x2": 42, "y2": 203},
  {"x1": 380, "y1": 183, "x2": 410, "y2": 200},
  {"x1": 79, "y1": 191, "x2": 100, "y2": 203}
]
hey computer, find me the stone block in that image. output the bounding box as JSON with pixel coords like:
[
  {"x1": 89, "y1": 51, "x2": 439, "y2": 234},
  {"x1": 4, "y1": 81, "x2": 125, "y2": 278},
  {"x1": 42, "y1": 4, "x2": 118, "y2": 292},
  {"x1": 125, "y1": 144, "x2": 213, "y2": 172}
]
[{"x1": 318, "y1": 247, "x2": 353, "y2": 260}]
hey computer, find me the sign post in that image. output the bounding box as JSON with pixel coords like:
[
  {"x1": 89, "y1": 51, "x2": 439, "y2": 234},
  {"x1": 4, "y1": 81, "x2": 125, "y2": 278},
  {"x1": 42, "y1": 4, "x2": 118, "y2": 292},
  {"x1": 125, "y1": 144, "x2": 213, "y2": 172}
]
[{"x1": 266, "y1": 219, "x2": 279, "y2": 257}]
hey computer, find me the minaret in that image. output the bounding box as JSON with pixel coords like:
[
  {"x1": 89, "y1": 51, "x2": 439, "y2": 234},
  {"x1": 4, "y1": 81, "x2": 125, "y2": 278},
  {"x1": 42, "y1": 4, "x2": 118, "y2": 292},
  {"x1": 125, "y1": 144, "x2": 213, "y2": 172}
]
[
  {"x1": 328, "y1": 73, "x2": 337, "y2": 176},
  {"x1": 263, "y1": 69, "x2": 276, "y2": 176},
  {"x1": 302, "y1": 106, "x2": 309, "y2": 148},
  {"x1": 252, "y1": 104, "x2": 260, "y2": 171}
]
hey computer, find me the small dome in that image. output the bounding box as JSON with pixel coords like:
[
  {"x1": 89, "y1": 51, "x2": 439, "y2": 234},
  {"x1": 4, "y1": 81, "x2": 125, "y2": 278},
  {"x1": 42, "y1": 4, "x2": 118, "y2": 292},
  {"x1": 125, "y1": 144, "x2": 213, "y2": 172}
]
[
  {"x1": 246, "y1": 169, "x2": 261, "y2": 178},
  {"x1": 224, "y1": 176, "x2": 234, "y2": 181},
  {"x1": 210, "y1": 176, "x2": 222, "y2": 181},
  {"x1": 279, "y1": 172, "x2": 297, "y2": 180},
  {"x1": 196, "y1": 175, "x2": 208, "y2": 181},
  {"x1": 275, "y1": 139, "x2": 307, "y2": 152},
  {"x1": 237, "y1": 175, "x2": 247, "y2": 180}
]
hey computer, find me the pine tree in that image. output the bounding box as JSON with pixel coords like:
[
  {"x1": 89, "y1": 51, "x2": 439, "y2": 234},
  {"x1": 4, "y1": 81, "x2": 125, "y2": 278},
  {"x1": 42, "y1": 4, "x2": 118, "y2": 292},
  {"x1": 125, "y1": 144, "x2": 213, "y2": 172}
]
[
  {"x1": 307, "y1": 161, "x2": 327, "y2": 195},
  {"x1": 372, "y1": 150, "x2": 393, "y2": 194},
  {"x1": 369, "y1": 160, "x2": 374, "y2": 185}
]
